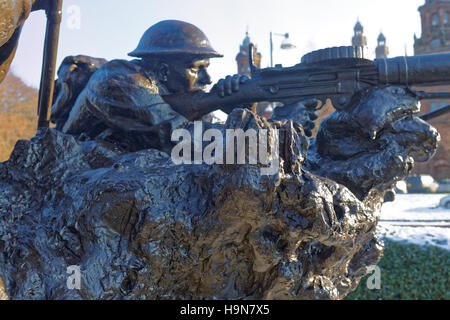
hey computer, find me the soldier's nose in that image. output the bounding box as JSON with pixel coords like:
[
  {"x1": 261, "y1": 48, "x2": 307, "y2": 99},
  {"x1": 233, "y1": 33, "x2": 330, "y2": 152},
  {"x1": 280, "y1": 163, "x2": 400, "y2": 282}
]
[{"x1": 198, "y1": 68, "x2": 212, "y2": 85}]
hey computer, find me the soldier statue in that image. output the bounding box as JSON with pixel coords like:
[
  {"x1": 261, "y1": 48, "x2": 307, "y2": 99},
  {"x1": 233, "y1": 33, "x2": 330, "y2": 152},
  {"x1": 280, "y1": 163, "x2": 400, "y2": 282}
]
[
  {"x1": 57, "y1": 20, "x2": 250, "y2": 153},
  {"x1": 52, "y1": 19, "x2": 321, "y2": 154}
]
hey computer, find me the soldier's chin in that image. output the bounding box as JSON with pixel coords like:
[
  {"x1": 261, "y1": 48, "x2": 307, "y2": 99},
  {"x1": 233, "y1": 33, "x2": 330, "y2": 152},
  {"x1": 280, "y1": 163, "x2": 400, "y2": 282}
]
[{"x1": 190, "y1": 85, "x2": 206, "y2": 92}]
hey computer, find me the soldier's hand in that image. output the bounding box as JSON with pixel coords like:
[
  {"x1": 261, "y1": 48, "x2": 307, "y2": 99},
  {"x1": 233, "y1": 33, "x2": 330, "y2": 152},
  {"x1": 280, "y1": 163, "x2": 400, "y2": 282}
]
[{"x1": 216, "y1": 74, "x2": 249, "y2": 98}]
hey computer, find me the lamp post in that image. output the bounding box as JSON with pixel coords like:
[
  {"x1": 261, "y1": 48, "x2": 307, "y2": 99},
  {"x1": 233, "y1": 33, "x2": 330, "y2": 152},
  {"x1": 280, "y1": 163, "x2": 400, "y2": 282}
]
[
  {"x1": 270, "y1": 31, "x2": 296, "y2": 67},
  {"x1": 268, "y1": 31, "x2": 296, "y2": 113}
]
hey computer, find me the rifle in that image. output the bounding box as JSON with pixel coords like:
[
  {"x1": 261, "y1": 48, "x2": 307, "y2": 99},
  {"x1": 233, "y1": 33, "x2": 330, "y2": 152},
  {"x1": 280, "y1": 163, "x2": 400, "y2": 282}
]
[{"x1": 163, "y1": 46, "x2": 450, "y2": 121}]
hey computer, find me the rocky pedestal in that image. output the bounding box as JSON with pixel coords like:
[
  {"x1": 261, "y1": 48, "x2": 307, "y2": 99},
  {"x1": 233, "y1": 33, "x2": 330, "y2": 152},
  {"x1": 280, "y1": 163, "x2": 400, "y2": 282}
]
[{"x1": 0, "y1": 87, "x2": 440, "y2": 299}]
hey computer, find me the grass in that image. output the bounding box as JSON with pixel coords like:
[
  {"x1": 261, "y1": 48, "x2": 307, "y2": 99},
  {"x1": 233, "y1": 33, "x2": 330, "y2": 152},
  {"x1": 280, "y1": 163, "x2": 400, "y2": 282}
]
[{"x1": 345, "y1": 239, "x2": 450, "y2": 300}]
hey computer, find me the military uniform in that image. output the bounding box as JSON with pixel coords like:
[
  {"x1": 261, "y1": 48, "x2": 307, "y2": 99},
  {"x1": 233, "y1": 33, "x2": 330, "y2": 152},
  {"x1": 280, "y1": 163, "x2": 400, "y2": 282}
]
[
  {"x1": 60, "y1": 20, "x2": 223, "y2": 153},
  {"x1": 62, "y1": 58, "x2": 188, "y2": 153}
]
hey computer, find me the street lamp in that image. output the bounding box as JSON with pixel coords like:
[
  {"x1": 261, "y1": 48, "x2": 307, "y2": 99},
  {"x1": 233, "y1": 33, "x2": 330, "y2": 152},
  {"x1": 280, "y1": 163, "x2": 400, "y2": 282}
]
[
  {"x1": 268, "y1": 32, "x2": 296, "y2": 113},
  {"x1": 270, "y1": 32, "x2": 296, "y2": 68}
]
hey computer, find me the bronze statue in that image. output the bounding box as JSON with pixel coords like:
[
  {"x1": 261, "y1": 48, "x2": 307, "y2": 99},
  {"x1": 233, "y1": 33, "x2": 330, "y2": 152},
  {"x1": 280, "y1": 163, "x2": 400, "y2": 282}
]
[
  {"x1": 164, "y1": 45, "x2": 450, "y2": 132},
  {"x1": 50, "y1": 55, "x2": 107, "y2": 130},
  {"x1": 0, "y1": 0, "x2": 48, "y2": 83},
  {"x1": 0, "y1": 83, "x2": 440, "y2": 299},
  {"x1": 0, "y1": 5, "x2": 448, "y2": 300},
  {"x1": 56, "y1": 20, "x2": 249, "y2": 153}
]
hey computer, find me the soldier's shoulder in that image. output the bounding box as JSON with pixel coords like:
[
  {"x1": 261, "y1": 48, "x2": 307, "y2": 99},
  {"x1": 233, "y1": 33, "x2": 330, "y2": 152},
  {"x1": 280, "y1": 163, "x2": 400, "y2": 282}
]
[
  {"x1": 88, "y1": 59, "x2": 161, "y2": 94},
  {"x1": 93, "y1": 59, "x2": 141, "y2": 77}
]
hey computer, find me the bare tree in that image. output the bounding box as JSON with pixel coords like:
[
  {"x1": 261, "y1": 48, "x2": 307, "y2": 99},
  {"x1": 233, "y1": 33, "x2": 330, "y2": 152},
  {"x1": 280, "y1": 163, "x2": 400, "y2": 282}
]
[{"x1": 0, "y1": 72, "x2": 38, "y2": 161}]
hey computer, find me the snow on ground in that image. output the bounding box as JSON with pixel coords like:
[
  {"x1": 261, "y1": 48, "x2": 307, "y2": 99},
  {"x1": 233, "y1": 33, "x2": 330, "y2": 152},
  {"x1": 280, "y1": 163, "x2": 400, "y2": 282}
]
[{"x1": 377, "y1": 194, "x2": 450, "y2": 251}]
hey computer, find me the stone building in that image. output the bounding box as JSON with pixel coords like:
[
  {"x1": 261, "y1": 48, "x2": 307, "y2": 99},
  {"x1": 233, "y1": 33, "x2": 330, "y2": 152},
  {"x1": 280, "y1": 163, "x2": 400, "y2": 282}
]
[
  {"x1": 352, "y1": 20, "x2": 368, "y2": 58},
  {"x1": 235, "y1": 31, "x2": 261, "y2": 75},
  {"x1": 375, "y1": 32, "x2": 389, "y2": 59},
  {"x1": 414, "y1": 0, "x2": 450, "y2": 53},
  {"x1": 235, "y1": 32, "x2": 272, "y2": 118},
  {"x1": 412, "y1": 0, "x2": 450, "y2": 180}
]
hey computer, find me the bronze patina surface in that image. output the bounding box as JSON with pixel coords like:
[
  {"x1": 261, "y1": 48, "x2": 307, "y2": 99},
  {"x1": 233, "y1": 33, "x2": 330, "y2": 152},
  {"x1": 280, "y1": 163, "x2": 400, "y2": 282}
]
[
  {"x1": 0, "y1": 13, "x2": 444, "y2": 299},
  {"x1": 0, "y1": 0, "x2": 48, "y2": 83},
  {"x1": 0, "y1": 85, "x2": 439, "y2": 299}
]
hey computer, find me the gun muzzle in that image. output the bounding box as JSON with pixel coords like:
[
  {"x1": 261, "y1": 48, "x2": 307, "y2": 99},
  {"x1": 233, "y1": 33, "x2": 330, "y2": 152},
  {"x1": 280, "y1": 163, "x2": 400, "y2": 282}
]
[{"x1": 375, "y1": 52, "x2": 450, "y2": 87}]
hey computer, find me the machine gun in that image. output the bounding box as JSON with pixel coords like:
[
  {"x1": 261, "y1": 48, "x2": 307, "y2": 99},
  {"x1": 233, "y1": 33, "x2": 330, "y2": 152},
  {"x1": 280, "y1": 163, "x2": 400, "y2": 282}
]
[{"x1": 164, "y1": 46, "x2": 450, "y2": 121}]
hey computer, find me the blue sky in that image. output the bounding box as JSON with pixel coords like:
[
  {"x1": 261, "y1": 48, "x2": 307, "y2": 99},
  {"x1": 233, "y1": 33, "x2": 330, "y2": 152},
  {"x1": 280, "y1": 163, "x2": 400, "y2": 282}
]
[{"x1": 11, "y1": 0, "x2": 425, "y2": 88}]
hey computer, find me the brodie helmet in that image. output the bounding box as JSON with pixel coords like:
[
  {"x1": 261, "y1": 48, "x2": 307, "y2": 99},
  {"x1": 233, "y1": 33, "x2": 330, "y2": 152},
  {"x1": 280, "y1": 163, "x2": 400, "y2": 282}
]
[{"x1": 128, "y1": 20, "x2": 223, "y2": 58}]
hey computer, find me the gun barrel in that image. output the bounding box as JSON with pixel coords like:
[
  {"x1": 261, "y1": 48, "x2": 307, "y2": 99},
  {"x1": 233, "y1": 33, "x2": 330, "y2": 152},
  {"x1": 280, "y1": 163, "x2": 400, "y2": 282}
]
[
  {"x1": 375, "y1": 52, "x2": 450, "y2": 87},
  {"x1": 420, "y1": 104, "x2": 450, "y2": 121},
  {"x1": 415, "y1": 91, "x2": 450, "y2": 100},
  {"x1": 167, "y1": 48, "x2": 450, "y2": 120}
]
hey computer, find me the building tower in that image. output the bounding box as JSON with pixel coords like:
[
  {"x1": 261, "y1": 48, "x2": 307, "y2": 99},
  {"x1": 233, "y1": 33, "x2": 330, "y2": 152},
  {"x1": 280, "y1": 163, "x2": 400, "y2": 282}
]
[
  {"x1": 352, "y1": 20, "x2": 367, "y2": 58},
  {"x1": 412, "y1": 0, "x2": 450, "y2": 180},
  {"x1": 235, "y1": 31, "x2": 272, "y2": 118},
  {"x1": 236, "y1": 31, "x2": 261, "y2": 76},
  {"x1": 375, "y1": 32, "x2": 389, "y2": 58}
]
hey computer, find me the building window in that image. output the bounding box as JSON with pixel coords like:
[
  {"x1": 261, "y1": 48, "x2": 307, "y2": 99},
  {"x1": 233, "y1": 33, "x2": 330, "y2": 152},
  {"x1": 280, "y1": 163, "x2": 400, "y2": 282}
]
[
  {"x1": 441, "y1": 100, "x2": 447, "y2": 107},
  {"x1": 430, "y1": 38, "x2": 441, "y2": 48},
  {"x1": 432, "y1": 13, "x2": 439, "y2": 26},
  {"x1": 445, "y1": 12, "x2": 449, "y2": 24},
  {"x1": 430, "y1": 102, "x2": 438, "y2": 111}
]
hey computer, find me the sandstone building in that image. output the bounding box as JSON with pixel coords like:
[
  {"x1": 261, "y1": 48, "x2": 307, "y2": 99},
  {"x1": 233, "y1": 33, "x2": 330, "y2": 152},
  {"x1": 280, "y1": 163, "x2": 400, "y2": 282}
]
[{"x1": 412, "y1": 0, "x2": 450, "y2": 180}]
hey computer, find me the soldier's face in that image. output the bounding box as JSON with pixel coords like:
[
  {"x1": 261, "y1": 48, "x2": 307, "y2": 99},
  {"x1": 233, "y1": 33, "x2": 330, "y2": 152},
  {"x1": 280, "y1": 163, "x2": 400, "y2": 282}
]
[
  {"x1": 185, "y1": 59, "x2": 212, "y2": 91},
  {"x1": 166, "y1": 58, "x2": 212, "y2": 93}
]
